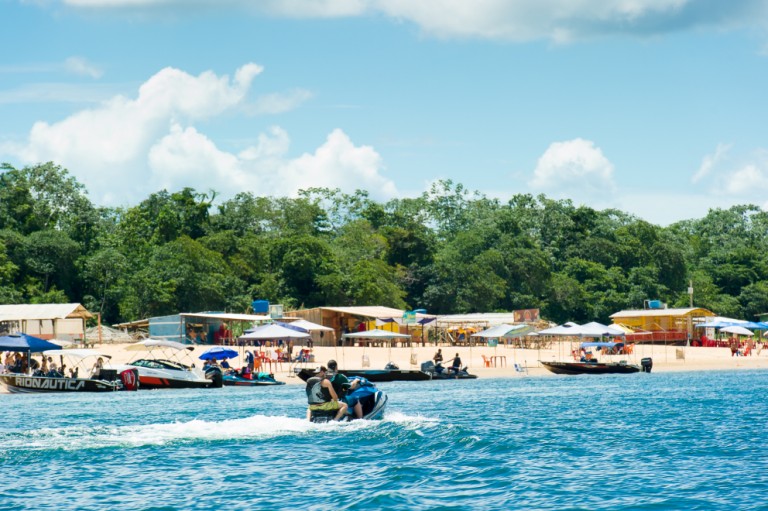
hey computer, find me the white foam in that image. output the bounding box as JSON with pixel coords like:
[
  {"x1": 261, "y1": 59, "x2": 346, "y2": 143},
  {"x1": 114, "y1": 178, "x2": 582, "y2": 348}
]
[{"x1": 10, "y1": 414, "x2": 396, "y2": 451}]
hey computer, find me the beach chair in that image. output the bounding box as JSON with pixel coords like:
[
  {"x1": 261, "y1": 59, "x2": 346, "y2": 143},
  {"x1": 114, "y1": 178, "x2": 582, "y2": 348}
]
[
  {"x1": 514, "y1": 363, "x2": 528, "y2": 375},
  {"x1": 481, "y1": 355, "x2": 492, "y2": 368}
]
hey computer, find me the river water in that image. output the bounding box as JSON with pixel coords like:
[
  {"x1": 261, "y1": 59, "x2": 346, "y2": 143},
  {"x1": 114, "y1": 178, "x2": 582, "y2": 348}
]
[{"x1": 2, "y1": 370, "x2": 766, "y2": 510}]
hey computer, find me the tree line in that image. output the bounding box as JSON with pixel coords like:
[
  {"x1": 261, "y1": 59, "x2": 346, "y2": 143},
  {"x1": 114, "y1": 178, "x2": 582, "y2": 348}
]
[{"x1": 2, "y1": 162, "x2": 767, "y2": 326}]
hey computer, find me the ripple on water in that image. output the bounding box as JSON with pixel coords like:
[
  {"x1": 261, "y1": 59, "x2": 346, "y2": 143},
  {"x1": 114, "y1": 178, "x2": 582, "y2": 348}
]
[{"x1": 3, "y1": 371, "x2": 768, "y2": 510}]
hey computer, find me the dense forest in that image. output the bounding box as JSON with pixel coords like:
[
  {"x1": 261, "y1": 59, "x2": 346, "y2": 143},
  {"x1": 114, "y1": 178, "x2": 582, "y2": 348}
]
[{"x1": 2, "y1": 162, "x2": 768, "y2": 326}]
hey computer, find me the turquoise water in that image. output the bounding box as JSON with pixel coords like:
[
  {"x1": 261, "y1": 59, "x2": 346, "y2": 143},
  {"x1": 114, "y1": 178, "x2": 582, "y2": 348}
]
[{"x1": 2, "y1": 370, "x2": 767, "y2": 510}]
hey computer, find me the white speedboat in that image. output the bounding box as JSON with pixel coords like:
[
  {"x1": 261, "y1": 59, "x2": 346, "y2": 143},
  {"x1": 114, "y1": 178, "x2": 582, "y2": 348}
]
[{"x1": 117, "y1": 339, "x2": 222, "y2": 390}]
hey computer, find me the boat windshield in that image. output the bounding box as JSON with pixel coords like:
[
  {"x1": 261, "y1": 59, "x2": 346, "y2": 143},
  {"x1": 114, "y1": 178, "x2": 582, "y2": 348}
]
[{"x1": 131, "y1": 359, "x2": 189, "y2": 371}]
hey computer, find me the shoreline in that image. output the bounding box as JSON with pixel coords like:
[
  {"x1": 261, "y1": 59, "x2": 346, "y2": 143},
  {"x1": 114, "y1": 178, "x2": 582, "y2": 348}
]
[{"x1": 4, "y1": 342, "x2": 766, "y2": 391}]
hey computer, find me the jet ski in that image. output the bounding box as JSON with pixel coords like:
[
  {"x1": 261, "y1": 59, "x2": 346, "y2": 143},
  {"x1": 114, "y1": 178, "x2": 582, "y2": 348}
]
[
  {"x1": 420, "y1": 360, "x2": 478, "y2": 379},
  {"x1": 308, "y1": 376, "x2": 387, "y2": 423},
  {"x1": 222, "y1": 370, "x2": 285, "y2": 386}
]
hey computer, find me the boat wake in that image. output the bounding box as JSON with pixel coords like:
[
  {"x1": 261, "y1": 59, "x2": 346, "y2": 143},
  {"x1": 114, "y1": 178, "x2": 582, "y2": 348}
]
[{"x1": 3, "y1": 412, "x2": 437, "y2": 453}]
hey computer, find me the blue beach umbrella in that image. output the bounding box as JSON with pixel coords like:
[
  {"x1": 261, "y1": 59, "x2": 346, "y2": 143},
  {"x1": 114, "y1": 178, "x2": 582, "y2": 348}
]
[
  {"x1": 199, "y1": 346, "x2": 238, "y2": 361},
  {"x1": 0, "y1": 333, "x2": 62, "y2": 353}
]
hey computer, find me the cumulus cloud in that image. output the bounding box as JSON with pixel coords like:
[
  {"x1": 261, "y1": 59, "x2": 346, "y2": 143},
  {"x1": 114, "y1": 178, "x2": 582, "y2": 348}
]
[
  {"x1": 529, "y1": 138, "x2": 616, "y2": 198},
  {"x1": 1, "y1": 63, "x2": 397, "y2": 205},
  {"x1": 56, "y1": 0, "x2": 768, "y2": 42}
]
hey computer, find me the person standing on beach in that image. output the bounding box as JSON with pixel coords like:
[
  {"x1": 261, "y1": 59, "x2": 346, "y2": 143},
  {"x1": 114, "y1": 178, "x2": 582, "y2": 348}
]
[{"x1": 433, "y1": 349, "x2": 443, "y2": 364}]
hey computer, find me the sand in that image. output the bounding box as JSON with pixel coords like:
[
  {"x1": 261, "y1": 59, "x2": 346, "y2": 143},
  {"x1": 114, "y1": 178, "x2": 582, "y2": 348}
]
[{"x1": 18, "y1": 341, "x2": 767, "y2": 386}]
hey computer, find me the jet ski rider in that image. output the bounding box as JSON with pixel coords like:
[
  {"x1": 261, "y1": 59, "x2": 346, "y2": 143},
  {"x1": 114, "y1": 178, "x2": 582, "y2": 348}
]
[
  {"x1": 306, "y1": 366, "x2": 348, "y2": 421},
  {"x1": 327, "y1": 360, "x2": 363, "y2": 419}
]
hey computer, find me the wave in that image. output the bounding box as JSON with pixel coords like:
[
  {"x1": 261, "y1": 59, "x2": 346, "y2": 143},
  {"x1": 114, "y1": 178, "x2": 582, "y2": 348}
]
[{"x1": 1, "y1": 412, "x2": 441, "y2": 453}]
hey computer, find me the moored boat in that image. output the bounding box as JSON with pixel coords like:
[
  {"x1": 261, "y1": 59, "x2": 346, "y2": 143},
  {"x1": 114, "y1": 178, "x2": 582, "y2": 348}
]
[
  {"x1": 420, "y1": 360, "x2": 478, "y2": 379},
  {"x1": 116, "y1": 339, "x2": 223, "y2": 389},
  {"x1": 540, "y1": 341, "x2": 649, "y2": 375},
  {"x1": 223, "y1": 371, "x2": 285, "y2": 386},
  {"x1": 540, "y1": 360, "x2": 642, "y2": 375},
  {"x1": 295, "y1": 365, "x2": 432, "y2": 382},
  {"x1": 0, "y1": 349, "x2": 139, "y2": 392}
]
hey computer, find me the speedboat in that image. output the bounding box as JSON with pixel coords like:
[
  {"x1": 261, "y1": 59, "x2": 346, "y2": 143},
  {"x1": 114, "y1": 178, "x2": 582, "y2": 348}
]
[
  {"x1": 307, "y1": 376, "x2": 387, "y2": 423},
  {"x1": 223, "y1": 370, "x2": 285, "y2": 386},
  {"x1": 540, "y1": 341, "x2": 648, "y2": 375},
  {"x1": 117, "y1": 339, "x2": 223, "y2": 389},
  {"x1": 540, "y1": 360, "x2": 642, "y2": 375},
  {"x1": 0, "y1": 349, "x2": 140, "y2": 393},
  {"x1": 295, "y1": 362, "x2": 431, "y2": 382}
]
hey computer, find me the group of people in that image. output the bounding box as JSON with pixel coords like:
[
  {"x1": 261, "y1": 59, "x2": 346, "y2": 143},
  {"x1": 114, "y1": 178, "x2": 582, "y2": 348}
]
[
  {"x1": 432, "y1": 348, "x2": 463, "y2": 374},
  {"x1": 0, "y1": 352, "x2": 82, "y2": 379},
  {"x1": 305, "y1": 359, "x2": 369, "y2": 421}
]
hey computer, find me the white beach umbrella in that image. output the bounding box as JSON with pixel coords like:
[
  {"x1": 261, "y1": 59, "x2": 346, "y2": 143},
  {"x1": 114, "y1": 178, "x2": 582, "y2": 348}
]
[
  {"x1": 720, "y1": 325, "x2": 754, "y2": 336},
  {"x1": 240, "y1": 323, "x2": 311, "y2": 340},
  {"x1": 286, "y1": 319, "x2": 333, "y2": 332}
]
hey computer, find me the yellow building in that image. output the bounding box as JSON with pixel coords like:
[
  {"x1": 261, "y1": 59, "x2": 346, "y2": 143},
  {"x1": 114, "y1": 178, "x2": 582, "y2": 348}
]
[{"x1": 610, "y1": 307, "x2": 715, "y2": 342}]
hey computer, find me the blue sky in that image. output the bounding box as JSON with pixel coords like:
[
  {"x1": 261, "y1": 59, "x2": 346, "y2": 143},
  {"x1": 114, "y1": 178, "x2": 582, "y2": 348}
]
[{"x1": 1, "y1": 1, "x2": 768, "y2": 225}]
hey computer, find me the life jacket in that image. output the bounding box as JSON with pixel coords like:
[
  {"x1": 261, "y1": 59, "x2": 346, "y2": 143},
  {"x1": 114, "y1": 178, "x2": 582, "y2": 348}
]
[{"x1": 306, "y1": 377, "x2": 330, "y2": 405}]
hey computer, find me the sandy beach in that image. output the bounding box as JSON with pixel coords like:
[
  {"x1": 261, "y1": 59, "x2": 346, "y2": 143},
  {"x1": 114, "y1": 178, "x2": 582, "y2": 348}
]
[{"x1": 27, "y1": 341, "x2": 768, "y2": 386}]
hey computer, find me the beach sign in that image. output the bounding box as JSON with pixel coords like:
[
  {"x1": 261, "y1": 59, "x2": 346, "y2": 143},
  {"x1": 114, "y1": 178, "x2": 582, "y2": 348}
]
[{"x1": 403, "y1": 310, "x2": 416, "y2": 324}]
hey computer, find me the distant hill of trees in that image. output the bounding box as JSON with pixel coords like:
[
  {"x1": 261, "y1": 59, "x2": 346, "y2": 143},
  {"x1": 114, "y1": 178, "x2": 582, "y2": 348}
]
[{"x1": 2, "y1": 162, "x2": 768, "y2": 326}]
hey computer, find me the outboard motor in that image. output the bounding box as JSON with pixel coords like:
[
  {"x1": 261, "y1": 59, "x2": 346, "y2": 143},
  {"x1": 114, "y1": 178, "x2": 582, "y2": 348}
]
[
  {"x1": 205, "y1": 366, "x2": 224, "y2": 388},
  {"x1": 119, "y1": 368, "x2": 140, "y2": 391},
  {"x1": 421, "y1": 360, "x2": 436, "y2": 373},
  {"x1": 384, "y1": 362, "x2": 399, "y2": 370},
  {"x1": 641, "y1": 357, "x2": 653, "y2": 373}
]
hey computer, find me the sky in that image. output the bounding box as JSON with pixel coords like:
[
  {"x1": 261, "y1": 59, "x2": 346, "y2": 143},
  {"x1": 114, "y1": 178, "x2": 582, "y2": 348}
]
[{"x1": 1, "y1": 1, "x2": 768, "y2": 226}]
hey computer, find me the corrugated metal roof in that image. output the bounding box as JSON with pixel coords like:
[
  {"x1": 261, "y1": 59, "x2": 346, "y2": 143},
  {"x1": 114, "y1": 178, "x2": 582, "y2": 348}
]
[
  {"x1": 180, "y1": 312, "x2": 272, "y2": 322},
  {"x1": 610, "y1": 307, "x2": 714, "y2": 318},
  {"x1": 0, "y1": 303, "x2": 93, "y2": 321},
  {"x1": 318, "y1": 306, "x2": 408, "y2": 319},
  {"x1": 436, "y1": 313, "x2": 519, "y2": 325}
]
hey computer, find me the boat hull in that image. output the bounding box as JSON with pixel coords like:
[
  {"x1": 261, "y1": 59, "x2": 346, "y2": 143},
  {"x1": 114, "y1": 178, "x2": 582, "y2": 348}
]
[
  {"x1": 223, "y1": 374, "x2": 285, "y2": 386},
  {"x1": 296, "y1": 368, "x2": 431, "y2": 382},
  {"x1": 119, "y1": 363, "x2": 222, "y2": 390},
  {"x1": 0, "y1": 373, "x2": 122, "y2": 393},
  {"x1": 541, "y1": 361, "x2": 641, "y2": 375}
]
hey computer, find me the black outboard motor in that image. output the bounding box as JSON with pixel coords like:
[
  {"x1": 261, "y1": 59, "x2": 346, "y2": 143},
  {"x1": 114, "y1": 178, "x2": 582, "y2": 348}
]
[
  {"x1": 421, "y1": 360, "x2": 435, "y2": 373},
  {"x1": 641, "y1": 357, "x2": 653, "y2": 373},
  {"x1": 385, "y1": 362, "x2": 399, "y2": 370},
  {"x1": 205, "y1": 366, "x2": 224, "y2": 388}
]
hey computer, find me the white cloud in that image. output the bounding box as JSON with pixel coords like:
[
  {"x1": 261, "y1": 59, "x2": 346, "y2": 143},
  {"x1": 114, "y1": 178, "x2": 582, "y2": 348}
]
[
  {"x1": 723, "y1": 162, "x2": 768, "y2": 195},
  {"x1": 63, "y1": 56, "x2": 103, "y2": 78},
  {"x1": 56, "y1": 0, "x2": 768, "y2": 42},
  {"x1": 529, "y1": 138, "x2": 616, "y2": 198},
  {"x1": 692, "y1": 142, "x2": 731, "y2": 183},
  {"x1": 0, "y1": 56, "x2": 102, "y2": 78},
  {"x1": 1, "y1": 62, "x2": 398, "y2": 205},
  {"x1": 249, "y1": 88, "x2": 314, "y2": 115},
  {"x1": 146, "y1": 124, "x2": 396, "y2": 201}
]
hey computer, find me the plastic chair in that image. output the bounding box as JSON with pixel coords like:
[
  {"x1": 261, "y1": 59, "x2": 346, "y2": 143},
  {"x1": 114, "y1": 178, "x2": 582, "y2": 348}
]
[
  {"x1": 514, "y1": 363, "x2": 528, "y2": 375},
  {"x1": 481, "y1": 355, "x2": 492, "y2": 368}
]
